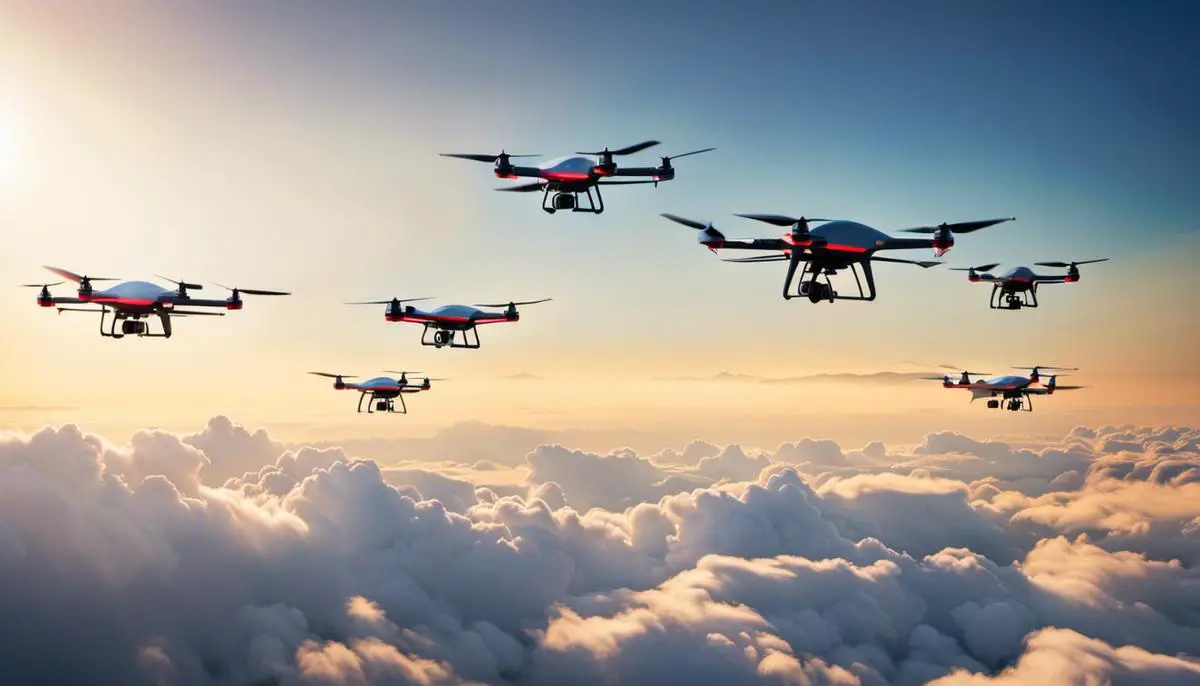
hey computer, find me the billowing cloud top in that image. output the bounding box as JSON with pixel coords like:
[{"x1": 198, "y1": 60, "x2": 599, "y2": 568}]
[{"x1": 2, "y1": 419, "x2": 1199, "y2": 685}]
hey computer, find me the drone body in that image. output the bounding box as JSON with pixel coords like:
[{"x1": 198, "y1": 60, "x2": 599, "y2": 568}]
[
  {"x1": 952, "y1": 259, "x2": 1109, "y2": 309},
  {"x1": 924, "y1": 365, "x2": 1086, "y2": 412},
  {"x1": 309, "y1": 371, "x2": 439, "y2": 414},
  {"x1": 348, "y1": 297, "x2": 552, "y2": 349},
  {"x1": 24, "y1": 266, "x2": 289, "y2": 338},
  {"x1": 442, "y1": 140, "x2": 714, "y2": 214},
  {"x1": 661, "y1": 214, "x2": 1015, "y2": 303}
]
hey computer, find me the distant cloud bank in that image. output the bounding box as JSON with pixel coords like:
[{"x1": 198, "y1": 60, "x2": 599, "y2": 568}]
[{"x1": 2, "y1": 419, "x2": 1198, "y2": 685}]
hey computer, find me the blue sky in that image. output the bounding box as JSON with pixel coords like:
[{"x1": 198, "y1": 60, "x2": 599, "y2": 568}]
[{"x1": 1, "y1": 1, "x2": 1196, "y2": 441}]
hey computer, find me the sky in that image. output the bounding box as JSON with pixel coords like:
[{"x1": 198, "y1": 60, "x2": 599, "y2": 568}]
[{"x1": 1, "y1": 0, "x2": 1198, "y2": 449}]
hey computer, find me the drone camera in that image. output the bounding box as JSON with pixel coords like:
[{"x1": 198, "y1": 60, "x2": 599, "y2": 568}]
[
  {"x1": 121, "y1": 320, "x2": 146, "y2": 336},
  {"x1": 552, "y1": 193, "x2": 576, "y2": 211},
  {"x1": 986, "y1": 399, "x2": 1000, "y2": 409}
]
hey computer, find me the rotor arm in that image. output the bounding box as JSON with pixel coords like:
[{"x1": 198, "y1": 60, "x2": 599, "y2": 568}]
[{"x1": 609, "y1": 166, "x2": 664, "y2": 178}]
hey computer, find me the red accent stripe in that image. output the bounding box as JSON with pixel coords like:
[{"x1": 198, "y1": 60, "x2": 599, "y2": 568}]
[
  {"x1": 782, "y1": 236, "x2": 868, "y2": 252},
  {"x1": 544, "y1": 171, "x2": 591, "y2": 181},
  {"x1": 90, "y1": 297, "x2": 156, "y2": 307}
]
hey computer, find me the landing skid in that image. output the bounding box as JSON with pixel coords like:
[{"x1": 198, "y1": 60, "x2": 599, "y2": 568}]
[
  {"x1": 991, "y1": 284, "x2": 1039, "y2": 310},
  {"x1": 421, "y1": 324, "x2": 481, "y2": 349},
  {"x1": 357, "y1": 392, "x2": 407, "y2": 414},
  {"x1": 782, "y1": 257, "x2": 877, "y2": 303},
  {"x1": 542, "y1": 184, "x2": 604, "y2": 214}
]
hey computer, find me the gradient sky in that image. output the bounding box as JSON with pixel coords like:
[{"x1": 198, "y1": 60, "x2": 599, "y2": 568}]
[{"x1": 1, "y1": 0, "x2": 1197, "y2": 448}]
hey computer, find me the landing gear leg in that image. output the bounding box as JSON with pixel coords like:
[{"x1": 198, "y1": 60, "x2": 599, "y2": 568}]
[{"x1": 782, "y1": 254, "x2": 808, "y2": 300}]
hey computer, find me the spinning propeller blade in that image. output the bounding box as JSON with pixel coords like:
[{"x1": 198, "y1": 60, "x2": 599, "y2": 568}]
[
  {"x1": 213, "y1": 283, "x2": 290, "y2": 296},
  {"x1": 662, "y1": 147, "x2": 715, "y2": 161},
  {"x1": 1034, "y1": 258, "x2": 1110, "y2": 268},
  {"x1": 471, "y1": 298, "x2": 553, "y2": 308},
  {"x1": 734, "y1": 213, "x2": 833, "y2": 227},
  {"x1": 20, "y1": 282, "x2": 64, "y2": 288},
  {"x1": 1013, "y1": 365, "x2": 1078, "y2": 371},
  {"x1": 949, "y1": 263, "x2": 1000, "y2": 272},
  {"x1": 897, "y1": 218, "x2": 1015, "y2": 234},
  {"x1": 440, "y1": 152, "x2": 540, "y2": 163},
  {"x1": 156, "y1": 275, "x2": 203, "y2": 290},
  {"x1": 576, "y1": 140, "x2": 660, "y2": 156},
  {"x1": 346, "y1": 297, "x2": 433, "y2": 305},
  {"x1": 308, "y1": 372, "x2": 357, "y2": 378},
  {"x1": 43, "y1": 266, "x2": 119, "y2": 283},
  {"x1": 382, "y1": 370, "x2": 422, "y2": 375},
  {"x1": 660, "y1": 213, "x2": 714, "y2": 231}
]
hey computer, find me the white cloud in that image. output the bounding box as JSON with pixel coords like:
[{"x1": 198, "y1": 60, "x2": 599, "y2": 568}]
[{"x1": 1, "y1": 420, "x2": 1198, "y2": 685}]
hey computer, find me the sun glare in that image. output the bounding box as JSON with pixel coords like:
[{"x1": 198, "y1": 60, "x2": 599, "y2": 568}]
[{"x1": 0, "y1": 100, "x2": 22, "y2": 183}]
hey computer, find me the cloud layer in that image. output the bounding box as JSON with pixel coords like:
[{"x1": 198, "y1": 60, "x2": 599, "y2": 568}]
[{"x1": 2, "y1": 419, "x2": 1199, "y2": 685}]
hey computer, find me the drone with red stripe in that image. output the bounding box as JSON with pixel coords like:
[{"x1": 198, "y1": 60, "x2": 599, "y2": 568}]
[
  {"x1": 22, "y1": 266, "x2": 289, "y2": 339},
  {"x1": 308, "y1": 371, "x2": 443, "y2": 414},
  {"x1": 441, "y1": 140, "x2": 714, "y2": 215},
  {"x1": 950, "y1": 259, "x2": 1110, "y2": 310},
  {"x1": 346, "y1": 297, "x2": 552, "y2": 349},
  {"x1": 660, "y1": 213, "x2": 1015, "y2": 303},
  {"x1": 919, "y1": 365, "x2": 1087, "y2": 413}
]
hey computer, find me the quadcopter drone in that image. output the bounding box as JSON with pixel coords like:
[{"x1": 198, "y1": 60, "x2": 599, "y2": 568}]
[
  {"x1": 923, "y1": 365, "x2": 1086, "y2": 412},
  {"x1": 23, "y1": 266, "x2": 289, "y2": 339},
  {"x1": 308, "y1": 370, "x2": 443, "y2": 414},
  {"x1": 661, "y1": 213, "x2": 1015, "y2": 303},
  {"x1": 347, "y1": 297, "x2": 552, "y2": 349},
  {"x1": 951, "y1": 259, "x2": 1110, "y2": 309},
  {"x1": 442, "y1": 140, "x2": 714, "y2": 214}
]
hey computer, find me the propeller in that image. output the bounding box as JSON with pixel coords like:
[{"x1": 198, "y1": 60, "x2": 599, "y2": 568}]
[
  {"x1": 660, "y1": 213, "x2": 716, "y2": 231},
  {"x1": 1013, "y1": 365, "x2": 1078, "y2": 372},
  {"x1": 1034, "y1": 259, "x2": 1110, "y2": 268},
  {"x1": 660, "y1": 213, "x2": 728, "y2": 250},
  {"x1": 734, "y1": 214, "x2": 834, "y2": 227},
  {"x1": 347, "y1": 296, "x2": 433, "y2": 306},
  {"x1": 156, "y1": 275, "x2": 203, "y2": 296},
  {"x1": 472, "y1": 298, "x2": 553, "y2": 308},
  {"x1": 898, "y1": 218, "x2": 1016, "y2": 234},
  {"x1": 440, "y1": 151, "x2": 540, "y2": 163},
  {"x1": 382, "y1": 370, "x2": 423, "y2": 375},
  {"x1": 896, "y1": 218, "x2": 1013, "y2": 257},
  {"x1": 42, "y1": 266, "x2": 118, "y2": 291},
  {"x1": 735, "y1": 213, "x2": 832, "y2": 246},
  {"x1": 660, "y1": 147, "x2": 715, "y2": 163},
  {"x1": 308, "y1": 372, "x2": 357, "y2": 379},
  {"x1": 949, "y1": 263, "x2": 1000, "y2": 272},
  {"x1": 20, "y1": 281, "x2": 64, "y2": 288},
  {"x1": 919, "y1": 371, "x2": 987, "y2": 382},
  {"x1": 213, "y1": 283, "x2": 290, "y2": 296},
  {"x1": 576, "y1": 140, "x2": 660, "y2": 156}
]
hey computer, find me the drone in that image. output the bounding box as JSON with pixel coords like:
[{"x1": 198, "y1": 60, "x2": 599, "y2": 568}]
[
  {"x1": 23, "y1": 266, "x2": 290, "y2": 338},
  {"x1": 922, "y1": 365, "x2": 1086, "y2": 412},
  {"x1": 347, "y1": 297, "x2": 552, "y2": 349},
  {"x1": 951, "y1": 259, "x2": 1110, "y2": 310},
  {"x1": 661, "y1": 213, "x2": 1015, "y2": 303},
  {"x1": 308, "y1": 370, "x2": 443, "y2": 414},
  {"x1": 441, "y1": 140, "x2": 714, "y2": 214}
]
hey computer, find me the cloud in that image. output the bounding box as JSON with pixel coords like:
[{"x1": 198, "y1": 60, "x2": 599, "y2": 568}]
[
  {"x1": 657, "y1": 371, "x2": 937, "y2": 386},
  {"x1": 1, "y1": 420, "x2": 1198, "y2": 685}
]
